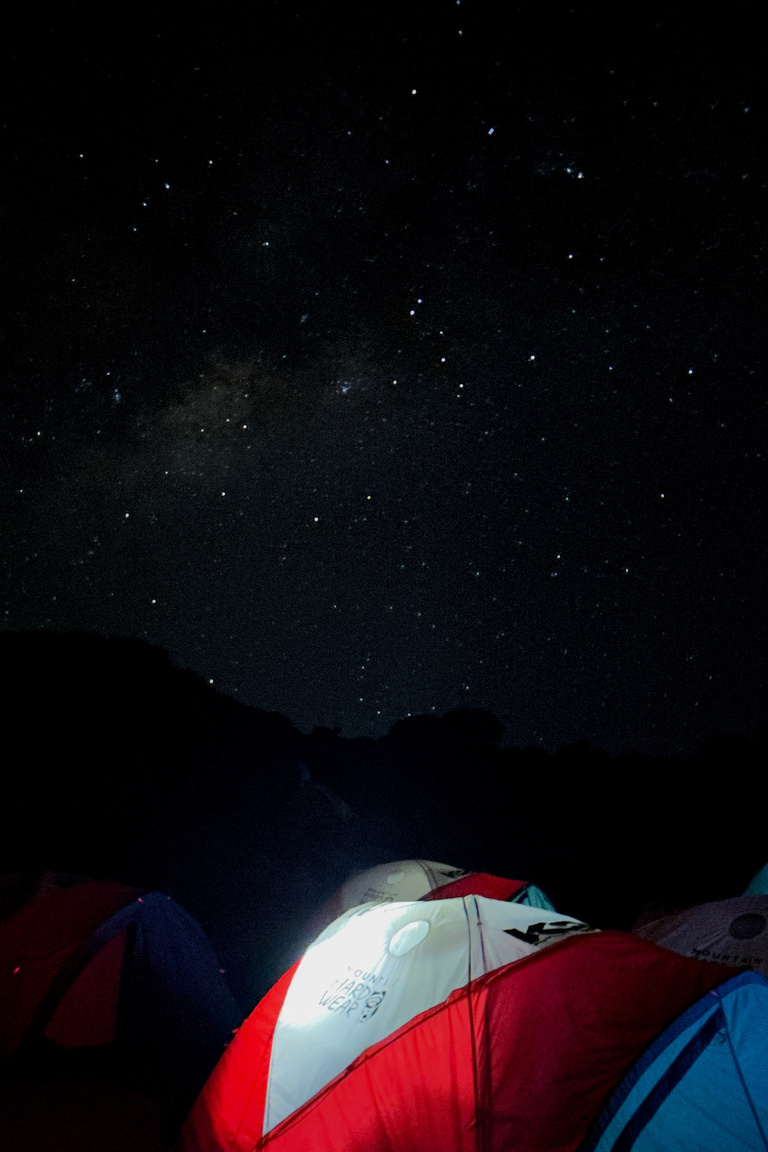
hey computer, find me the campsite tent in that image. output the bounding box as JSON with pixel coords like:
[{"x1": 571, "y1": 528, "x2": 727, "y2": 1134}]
[
  {"x1": 633, "y1": 895, "x2": 768, "y2": 978},
  {"x1": 419, "y1": 870, "x2": 554, "y2": 907},
  {"x1": 301, "y1": 859, "x2": 554, "y2": 946},
  {"x1": 582, "y1": 970, "x2": 768, "y2": 1151},
  {"x1": 179, "y1": 896, "x2": 735, "y2": 1152},
  {"x1": 0, "y1": 873, "x2": 241, "y2": 1131},
  {"x1": 745, "y1": 863, "x2": 768, "y2": 895}
]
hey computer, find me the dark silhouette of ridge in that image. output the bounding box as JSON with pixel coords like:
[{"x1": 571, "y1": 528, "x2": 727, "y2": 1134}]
[{"x1": 1, "y1": 629, "x2": 764, "y2": 1008}]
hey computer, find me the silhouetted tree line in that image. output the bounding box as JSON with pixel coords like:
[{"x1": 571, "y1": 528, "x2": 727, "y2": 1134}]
[{"x1": 1, "y1": 631, "x2": 764, "y2": 1010}]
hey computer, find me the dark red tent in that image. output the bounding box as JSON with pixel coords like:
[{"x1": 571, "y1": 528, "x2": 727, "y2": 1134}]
[{"x1": 0, "y1": 873, "x2": 241, "y2": 1148}]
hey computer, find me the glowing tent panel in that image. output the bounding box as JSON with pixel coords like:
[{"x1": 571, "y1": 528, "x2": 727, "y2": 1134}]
[
  {"x1": 265, "y1": 897, "x2": 589, "y2": 1133},
  {"x1": 180, "y1": 909, "x2": 734, "y2": 1152},
  {"x1": 335, "y1": 859, "x2": 467, "y2": 905},
  {"x1": 301, "y1": 860, "x2": 554, "y2": 948}
]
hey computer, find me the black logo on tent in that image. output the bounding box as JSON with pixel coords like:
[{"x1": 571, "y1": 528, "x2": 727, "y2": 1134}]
[
  {"x1": 319, "y1": 977, "x2": 388, "y2": 1021},
  {"x1": 503, "y1": 920, "x2": 590, "y2": 946},
  {"x1": 728, "y1": 913, "x2": 766, "y2": 940}
]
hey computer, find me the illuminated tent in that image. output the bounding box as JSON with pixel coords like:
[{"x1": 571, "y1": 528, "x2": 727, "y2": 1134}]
[
  {"x1": 301, "y1": 859, "x2": 554, "y2": 946},
  {"x1": 633, "y1": 895, "x2": 768, "y2": 977},
  {"x1": 582, "y1": 971, "x2": 768, "y2": 1151},
  {"x1": 179, "y1": 897, "x2": 734, "y2": 1152},
  {"x1": 0, "y1": 874, "x2": 240, "y2": 1119}
]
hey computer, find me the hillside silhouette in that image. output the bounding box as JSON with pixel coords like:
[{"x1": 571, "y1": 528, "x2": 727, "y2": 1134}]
[{"x1": 1, "y1": 630, "x2": 764, "y2": 1009}]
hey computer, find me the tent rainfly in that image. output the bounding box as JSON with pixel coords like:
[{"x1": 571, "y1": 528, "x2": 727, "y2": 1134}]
[
  {"x1": 582, "y1": 970, "x2": 768, "y2": 1151},
  {"x1": 179, "y1": 895, "x2": 739, "y2": 1152},
  {"x1": 745, "y1": 863, "x2": 768, "y2": 895},
  {"x1": 0, "y1": 873, "x2": 241, "y2": 1120},
  {"x1": 634, "y1": 895, "x2": 768, "y2": 978},
  {"x1": 301, "y1": 858, "x2": 554, "y2": 947}
]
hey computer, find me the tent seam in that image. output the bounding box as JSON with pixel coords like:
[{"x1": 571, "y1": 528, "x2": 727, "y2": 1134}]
[{"x1": 715, "y1": 988, "x2": 768, "y2": 1151}]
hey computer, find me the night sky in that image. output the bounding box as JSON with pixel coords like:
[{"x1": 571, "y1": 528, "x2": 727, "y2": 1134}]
[{"x1": 1, "y1": 4, "x2": 765, "y2": 757}]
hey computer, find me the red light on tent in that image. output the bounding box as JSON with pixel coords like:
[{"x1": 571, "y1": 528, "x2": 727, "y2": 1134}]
[{"x1": 13, "y1": 967, "x2": 20, "y2": 974}]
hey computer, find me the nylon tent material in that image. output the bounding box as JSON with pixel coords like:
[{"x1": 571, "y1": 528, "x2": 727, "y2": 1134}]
[
  {"x1": 745, "y1": 864, "x2": 768, "y2": 896},
  {"x1": 581, "y1": 971, "x2": 768, "y2": 1151},
  {"x1": 0, "y1": 875, "x2": 241, "y2": 1122},
  {"x1": 179, "y1": 898, "x2": 734, "y2": 1152},
  {"x1": 0, "y1": 876, "x2": 141, "y2": 1059},
  {"x1": 301, "y1": 860, "x2": 553, "y2": 947},
  {"x1": 420, "y1": 871, "x2": 555, "y2": 910},
  {"x1": 634, "y1": 896, "x2": 768, "y2": 977},
  {"x1": 309, "y1": 860, "x2": 473, "y2": 926}
]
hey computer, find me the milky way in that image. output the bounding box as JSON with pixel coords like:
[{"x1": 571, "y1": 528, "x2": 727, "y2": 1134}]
[{"x1": 1, "y1": 5, "x2": 764, "y2": 754}]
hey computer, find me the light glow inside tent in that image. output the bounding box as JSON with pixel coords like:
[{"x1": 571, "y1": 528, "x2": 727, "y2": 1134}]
[{"x1": 263, "y1": 896, "x2": 590, "y2": 1135}]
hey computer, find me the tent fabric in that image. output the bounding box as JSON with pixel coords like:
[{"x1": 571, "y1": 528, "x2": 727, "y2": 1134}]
[
  {"x1": 745, "y1": 864, "x2": 768, "y2": 896},
  {"x1": 299, "y1": 860, "x2": 469, "y2": 947},
  {"x1": 0, "y1": 876, "x2": 241, "y2": 1121},
  {"x1": 180, "y1": 961, "x2": 301, "y2": 1152},
  {"x1": 301, "y1": 860, "x2": 554, "y2": 947},
  {"x1": 514, "y1": 882, "x2": 556, "y2": 911},
  {"x1": 116, "y1": 891, "x2": 243, "y2": 1102},
  {"x1": 420, "y1": 872, "x2": 528, "y2": 903},
  {"x1": 420, "y1": 873, "x2": 555, "y2": 910},
  {"x1": 308, "y1": 860, "x2": 469, "y2": 926},
  {"x1": 45, "y1": 929, "x2": 127, "y2": 1048},
  {"x1": 634, "y1": 895, "x2": 768, "y2": 977},
  {"x1": 0, "y1": 877, "x2": 141, "y2": 1058},
  {"x1": 179, "y1": 901, "x2": 734, "y2": 1152},
  {"x1": 581, "y1": 971, "x2": 768, "y2": 1151},
  {"x1": 262, "y1": 898, "x2": 591, "y2": 1133}
]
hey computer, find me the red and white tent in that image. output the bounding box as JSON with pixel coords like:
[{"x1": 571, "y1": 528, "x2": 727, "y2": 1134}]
[
  {"x1": 300, "y1": 859, "x2": 552, "y2": 948},
  {"x1": 179, "y1": 896, "x2": 733, "y2": 1152}
]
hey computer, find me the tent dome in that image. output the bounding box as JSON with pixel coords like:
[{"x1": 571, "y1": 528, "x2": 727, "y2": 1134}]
[
  {"x1": 583, "y1": 971, "x2": 768, "y2": 1151},
  {"x1": 301, "y1": 859, "x2": 554, "y2": 948},
  {"x1": 634, "y1": 895, "x2": 768, "y2": 977},
  {"x1": 0, "y1": 872, "x2": 241, "y2": 1144},
  {"x1": 179, "y1": 896, "x2": 734, "y2": 1152}
]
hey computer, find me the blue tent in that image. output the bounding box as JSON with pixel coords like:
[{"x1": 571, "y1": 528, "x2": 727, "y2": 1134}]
[
  {"x1": 581, "y1": 971, "x2": 768, "y2": 1151},
  {"x1": 745, "y1": 864, "x2": 768, "y2": 895}
]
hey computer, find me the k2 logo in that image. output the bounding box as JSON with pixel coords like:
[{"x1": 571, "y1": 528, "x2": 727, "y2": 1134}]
[{"x1": 504, "y1": 920, "x2": 590, "y2": 945}]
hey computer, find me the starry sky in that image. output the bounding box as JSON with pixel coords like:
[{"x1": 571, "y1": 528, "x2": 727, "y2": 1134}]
[{"x1": 1, "y1": 3, "x2": 765, "y2": 756}]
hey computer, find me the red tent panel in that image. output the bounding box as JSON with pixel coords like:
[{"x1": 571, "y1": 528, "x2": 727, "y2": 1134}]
[
  {"x1": 420, "y1": 873, "x2": 528, "y2": 903},
  {"x1": 0, "y1": 880, "x2": 139, "y2": 1058},
  {"x1": 180, "y1": 931, "x2": 735, "y2": 1152},
  {"x1": 182, "y1": 961, "x2": 300, "y2": 1152},
  {"x1": 45, "y1": 930, "x2": 127, "y2": 1048}
]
